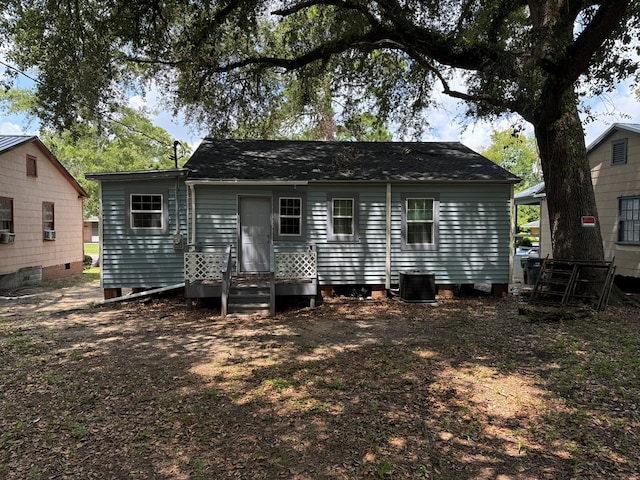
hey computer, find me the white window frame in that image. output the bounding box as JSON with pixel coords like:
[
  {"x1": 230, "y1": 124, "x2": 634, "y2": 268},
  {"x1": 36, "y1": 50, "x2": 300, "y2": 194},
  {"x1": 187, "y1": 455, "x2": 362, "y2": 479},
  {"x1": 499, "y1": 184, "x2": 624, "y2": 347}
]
[
  {"x1": 127, "y1": 191, "x2": 169, "y2": 235},
  {"x1": 401, "y1": 193, "x2": 439, "y2": 251},
  {"x1": 327, "y1": 193, "x2": 359, "y2": 242},
  {"x1": 618, "y1": 196, "x2": 640, "y2": 244},
  {"x1": 279, "y1": 197, "x2": 302, "y2": 236}
]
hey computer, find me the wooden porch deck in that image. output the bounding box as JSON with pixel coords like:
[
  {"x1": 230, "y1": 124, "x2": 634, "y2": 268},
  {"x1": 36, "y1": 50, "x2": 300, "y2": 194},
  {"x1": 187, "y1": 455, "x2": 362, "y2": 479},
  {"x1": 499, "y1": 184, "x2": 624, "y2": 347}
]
[{"x1": 184, "y1": 246, "x2": 318, "y2": 315}]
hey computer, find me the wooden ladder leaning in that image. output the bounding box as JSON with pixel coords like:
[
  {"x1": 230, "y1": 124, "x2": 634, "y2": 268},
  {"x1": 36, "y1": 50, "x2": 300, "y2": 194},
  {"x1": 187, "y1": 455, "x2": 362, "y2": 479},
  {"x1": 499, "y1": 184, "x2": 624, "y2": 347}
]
[{"x1": 529, "y1": 256, "x2": 616, "y2": 311}]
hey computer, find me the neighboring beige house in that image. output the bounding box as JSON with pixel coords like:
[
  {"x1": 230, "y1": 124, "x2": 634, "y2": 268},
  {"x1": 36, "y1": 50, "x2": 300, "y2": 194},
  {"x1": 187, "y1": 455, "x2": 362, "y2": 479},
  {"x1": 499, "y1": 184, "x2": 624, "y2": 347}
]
[
  {"x1": 588, "y1": 123, "x2": 640, "y2": 279},
  {"x1": 0, "y1": 135, "x2": 88, "y2": 289},
  {"x1": 516, "y1": 123, "x2": 640, "y2": 281}
]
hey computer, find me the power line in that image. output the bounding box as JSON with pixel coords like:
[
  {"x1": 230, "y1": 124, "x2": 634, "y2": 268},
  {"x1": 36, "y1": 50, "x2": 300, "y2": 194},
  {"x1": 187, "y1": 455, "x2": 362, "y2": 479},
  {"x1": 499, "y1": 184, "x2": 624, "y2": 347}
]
[{"x1": 0, "y1": 58, "x2": 178, "y2": 149}]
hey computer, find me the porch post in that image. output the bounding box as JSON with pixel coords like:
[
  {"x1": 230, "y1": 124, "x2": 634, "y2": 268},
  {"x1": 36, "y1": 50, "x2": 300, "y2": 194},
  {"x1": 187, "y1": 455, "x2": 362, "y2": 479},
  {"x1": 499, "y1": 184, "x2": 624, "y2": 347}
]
[{"x1": 385, "y1": 183, "x2": 392, "y2": 290}]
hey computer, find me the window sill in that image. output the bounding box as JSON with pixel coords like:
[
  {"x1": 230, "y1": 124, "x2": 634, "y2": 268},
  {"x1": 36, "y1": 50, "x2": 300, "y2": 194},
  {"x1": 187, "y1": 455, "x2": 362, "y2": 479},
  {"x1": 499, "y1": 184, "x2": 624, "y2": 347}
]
[{"x1": 327, "y1": 239, "x2": 360, "y2": 244}]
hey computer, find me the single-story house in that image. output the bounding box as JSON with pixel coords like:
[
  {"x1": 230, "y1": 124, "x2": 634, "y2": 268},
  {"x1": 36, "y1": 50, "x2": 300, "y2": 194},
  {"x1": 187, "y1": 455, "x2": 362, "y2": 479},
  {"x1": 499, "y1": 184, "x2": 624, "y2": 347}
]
[
  {"x1": 519, "y1": 219, "x2": 540, "y2": 235},
  {"x1": 0, "y1": 135, "x2": 88, "y2": 289},
  {"x1": 87, "y1": 140, "x2": 520, "y2": 312},
  {"x1": 515, "y1": 122, "x2": 640, "y2": 282}
]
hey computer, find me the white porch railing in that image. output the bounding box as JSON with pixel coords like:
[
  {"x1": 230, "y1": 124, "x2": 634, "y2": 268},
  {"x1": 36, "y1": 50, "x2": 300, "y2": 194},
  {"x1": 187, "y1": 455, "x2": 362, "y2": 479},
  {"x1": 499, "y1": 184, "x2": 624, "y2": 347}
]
[
  {"x1": 275, "y1": 250, "x2": 317, "y2": 280},
  {"x1": 184, "y1": 247, "x2": 317, "y2": 283},
  {"x1": 184, "y1": 251, "x2": 226, "y2": 282}
]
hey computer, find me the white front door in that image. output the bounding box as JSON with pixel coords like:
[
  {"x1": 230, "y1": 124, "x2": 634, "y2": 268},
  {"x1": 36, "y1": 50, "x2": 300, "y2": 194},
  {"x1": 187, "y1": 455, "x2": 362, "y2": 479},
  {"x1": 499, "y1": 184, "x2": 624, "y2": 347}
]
[{"x1": 239, "y1": 196, "x2": 272, "y2": 272}]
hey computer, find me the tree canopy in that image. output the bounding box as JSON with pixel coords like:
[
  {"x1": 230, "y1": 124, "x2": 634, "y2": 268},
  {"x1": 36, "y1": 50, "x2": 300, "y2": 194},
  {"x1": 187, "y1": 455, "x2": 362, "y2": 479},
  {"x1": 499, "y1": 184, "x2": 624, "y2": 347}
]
[
  {"x1": 0, "y1": 89, "x2": 187, "y2": 217},
  {"x1": 481, "y1": 129, "x2": 540, "y2": 193},
  {"x1": 482, "y1": 128, "x2": 541, "y2": 226},
  {"x1": 2, "y1": 0, "x2": 638, "y2": 261}
]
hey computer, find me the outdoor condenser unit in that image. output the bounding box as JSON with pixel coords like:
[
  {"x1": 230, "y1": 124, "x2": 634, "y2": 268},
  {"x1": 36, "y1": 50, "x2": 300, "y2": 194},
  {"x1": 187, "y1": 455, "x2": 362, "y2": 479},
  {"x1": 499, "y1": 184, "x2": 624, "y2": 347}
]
[{"x1": 399, "y1": 270, "x2": 437, "y2": 303}]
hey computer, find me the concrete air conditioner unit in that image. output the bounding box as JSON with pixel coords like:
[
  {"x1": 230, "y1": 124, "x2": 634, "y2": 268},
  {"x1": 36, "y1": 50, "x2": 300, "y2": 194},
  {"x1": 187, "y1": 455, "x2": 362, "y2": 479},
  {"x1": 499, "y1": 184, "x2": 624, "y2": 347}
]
[{"x1": 43, "y1": 229, "x2": 56, "y2": 241}]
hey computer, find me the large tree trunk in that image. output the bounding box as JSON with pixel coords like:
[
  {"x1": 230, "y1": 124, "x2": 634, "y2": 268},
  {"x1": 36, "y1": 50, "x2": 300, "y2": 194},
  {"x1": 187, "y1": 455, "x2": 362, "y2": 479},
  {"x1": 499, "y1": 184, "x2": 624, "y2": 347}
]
[{"x1": 533, "y1": 95, "x2": 605, "y2": 262}]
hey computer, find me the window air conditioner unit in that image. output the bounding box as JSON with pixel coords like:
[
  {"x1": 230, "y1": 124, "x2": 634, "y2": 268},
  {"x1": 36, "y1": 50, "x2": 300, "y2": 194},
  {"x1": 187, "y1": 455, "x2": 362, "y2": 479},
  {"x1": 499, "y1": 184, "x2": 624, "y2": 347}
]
[
  {"x1": 44, "y1": 229, "x2": 56, "y2": 241},
  {"x1": 0, "y1": 232, "x2": 15, "y2": 244}
]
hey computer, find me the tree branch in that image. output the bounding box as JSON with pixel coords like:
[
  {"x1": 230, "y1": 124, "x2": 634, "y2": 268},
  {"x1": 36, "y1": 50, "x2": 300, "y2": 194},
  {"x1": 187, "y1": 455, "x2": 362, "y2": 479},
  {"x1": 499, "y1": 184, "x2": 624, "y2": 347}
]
[
  {"x1": 272, "y1": 0, "x2": 370, "y2": 17},
  {"x1": 564, "y1": 0, "x2": 632, "y2": 83}
]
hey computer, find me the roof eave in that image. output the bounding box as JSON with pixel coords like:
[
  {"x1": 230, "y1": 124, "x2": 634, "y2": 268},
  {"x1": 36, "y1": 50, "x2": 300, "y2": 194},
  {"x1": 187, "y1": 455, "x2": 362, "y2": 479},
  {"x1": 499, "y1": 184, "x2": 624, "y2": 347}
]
[
  {"x1": 185, "y1": 177, "x2": 520, "y2": 184},
  {"x1": 86, "y1": 169, "x2": 189, "y2": 182},
  {"x1": 587, "y1": 123, "x2": 640, "y2": 153}
]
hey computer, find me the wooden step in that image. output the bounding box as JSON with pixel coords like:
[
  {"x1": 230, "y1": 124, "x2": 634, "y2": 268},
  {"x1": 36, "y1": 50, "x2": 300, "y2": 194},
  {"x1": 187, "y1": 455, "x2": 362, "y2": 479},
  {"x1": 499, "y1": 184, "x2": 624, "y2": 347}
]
[{"x1": 227, "y1": 282, "x2": 272, "y2": 316}]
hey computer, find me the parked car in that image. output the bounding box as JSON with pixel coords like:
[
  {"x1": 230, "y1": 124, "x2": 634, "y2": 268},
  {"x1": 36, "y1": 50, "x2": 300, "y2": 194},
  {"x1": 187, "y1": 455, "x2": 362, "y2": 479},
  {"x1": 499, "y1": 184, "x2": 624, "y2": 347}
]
[{"x1": 516, "y1": 246, "x2": 540, "y2": 256}]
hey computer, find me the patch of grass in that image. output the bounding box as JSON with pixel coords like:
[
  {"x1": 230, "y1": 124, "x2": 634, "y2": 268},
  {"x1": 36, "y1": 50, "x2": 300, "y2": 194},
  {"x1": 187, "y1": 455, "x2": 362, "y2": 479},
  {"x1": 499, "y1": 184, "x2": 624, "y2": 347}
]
[
  {"x1": 319, "y1": 377, "x2": 346, "y2": 389},
  {"x1": 3, "y1": 332, "x2": 46, "y2": 355},
  {"x1": 191, "y1": 459, "x2": 206, "y2": 479},
  {"x1": 84, "y1": 243, "x2": 99, "y2": 255},
  {"x1": 494, "y1": 359, "x2": 517, "y2": 373},
  {"x1": 83, "y1": 267, "x2": 100, "y2": 281},
  {"x1": 375, "y1": 458, "x2": 394, "y2": 478},
  {"x1": 65, "y1": 420, "x2": 87, "y2": 439},
  {"x1": 263, "y1": 376, "x2": 301, "y2": 391},
  {"x1": 27, "y1": 467, "x2": 42, "y2": 480}
]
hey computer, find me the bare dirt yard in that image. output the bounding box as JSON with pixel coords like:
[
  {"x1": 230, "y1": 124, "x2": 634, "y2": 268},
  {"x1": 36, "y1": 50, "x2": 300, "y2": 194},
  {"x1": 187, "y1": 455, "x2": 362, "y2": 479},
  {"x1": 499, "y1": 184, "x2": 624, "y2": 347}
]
[{"x1": 1, "y1": 275, "x2": 640, "y2": 479}]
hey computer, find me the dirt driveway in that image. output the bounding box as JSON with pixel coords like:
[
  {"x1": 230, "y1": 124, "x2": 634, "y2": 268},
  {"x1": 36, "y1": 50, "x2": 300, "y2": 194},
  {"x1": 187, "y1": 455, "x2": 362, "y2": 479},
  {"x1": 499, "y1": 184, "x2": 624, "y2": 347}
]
[
  {"x1": 1, "y1": 279, "x2": 640, "y2": 479},
  {"x1": 0, "y1": 277, "x2": 103, "y2": 317}
]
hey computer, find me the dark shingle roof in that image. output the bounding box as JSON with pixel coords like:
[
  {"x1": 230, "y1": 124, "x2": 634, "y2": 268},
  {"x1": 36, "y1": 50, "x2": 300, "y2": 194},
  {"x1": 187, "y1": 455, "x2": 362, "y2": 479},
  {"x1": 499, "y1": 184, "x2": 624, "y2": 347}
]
[{"x1": 185, "y1": 139, "x2": 520, "y2": 183}]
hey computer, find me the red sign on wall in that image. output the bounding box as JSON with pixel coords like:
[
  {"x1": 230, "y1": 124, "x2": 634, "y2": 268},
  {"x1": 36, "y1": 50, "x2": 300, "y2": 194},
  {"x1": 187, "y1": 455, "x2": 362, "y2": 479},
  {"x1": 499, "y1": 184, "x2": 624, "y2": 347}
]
[{"x1": 581, "y1": 216, "x2": 596, "y2": 227}]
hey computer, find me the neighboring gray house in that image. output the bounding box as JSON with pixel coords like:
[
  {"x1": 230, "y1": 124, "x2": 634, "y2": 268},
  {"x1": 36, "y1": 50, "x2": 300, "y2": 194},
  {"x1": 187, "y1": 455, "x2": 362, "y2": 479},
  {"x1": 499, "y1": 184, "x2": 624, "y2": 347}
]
[{"x1": 88, "y1": 140, "x2": 519, "y2": 312}]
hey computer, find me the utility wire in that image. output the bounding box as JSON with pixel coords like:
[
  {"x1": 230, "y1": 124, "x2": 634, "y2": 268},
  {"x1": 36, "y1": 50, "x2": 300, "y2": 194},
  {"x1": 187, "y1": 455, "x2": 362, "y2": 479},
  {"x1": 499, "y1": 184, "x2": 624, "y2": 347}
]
[{"x1": 0, "y1": 58, "x2": 180, "y2": 149}]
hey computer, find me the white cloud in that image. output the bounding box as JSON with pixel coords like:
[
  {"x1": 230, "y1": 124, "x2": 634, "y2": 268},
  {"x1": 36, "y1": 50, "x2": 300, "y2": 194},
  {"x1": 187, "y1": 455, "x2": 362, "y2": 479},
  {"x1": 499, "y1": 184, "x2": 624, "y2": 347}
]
[
  {"x1": 128, "y1": 95, "x2": 147, "y2": 110},
  {"x1": 0, "y1": 120, "x2": 38, "y2": 136},
  {"x1": 417, "y1": 76, "x2": 639, "y2": 152},
  {"x1": 582, "y1": 79, "x2": 640, "y2": 146}
]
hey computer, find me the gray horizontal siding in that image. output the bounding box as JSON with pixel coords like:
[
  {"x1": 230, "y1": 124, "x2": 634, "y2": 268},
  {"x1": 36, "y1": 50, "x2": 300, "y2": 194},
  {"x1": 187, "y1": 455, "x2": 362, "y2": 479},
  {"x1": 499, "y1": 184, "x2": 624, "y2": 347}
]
[
  {"x1": 309, "y1": 187, "x2": 387, "y2": 284},
  {"x1": 192, "y1": 186, "x2": 238, "y2": 246},
  {"x1": 187, "y1": 183, "x2": 512, "y2": 285},
  {"x1": 100, "y1": 179, "x2": 187, "y2": 289},
  {"x1": 390, "y1": 185, "x2": 512, "y2": 284}
]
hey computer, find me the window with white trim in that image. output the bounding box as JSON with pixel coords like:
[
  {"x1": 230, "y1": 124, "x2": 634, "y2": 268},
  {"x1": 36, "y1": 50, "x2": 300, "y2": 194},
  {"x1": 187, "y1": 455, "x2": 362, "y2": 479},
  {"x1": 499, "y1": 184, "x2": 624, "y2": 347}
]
[
  {"x1": 279, "y1": 197, "x2": 302, "y2": 236},
  {"x1": 407, "y1": 198, "x2": 434, "y2": 243},
  {"x1": 130, "y1": 194, "x2": 164, "y2": 229},
  {"x1": 619, "y1": 196, "x2": 640, "y2": 244},
  {"x1": 0, "y1": 197, "x2": 13, "y2": 232},
  {"x1": 327, "y1": 193, "x2": 359, "y2": 242},
  {"x1": 401, "y1": 193, "x2": 439, "y2": 250},
  {"x1": 333, "y1": 198, "x2": 354, "y2": 235}
]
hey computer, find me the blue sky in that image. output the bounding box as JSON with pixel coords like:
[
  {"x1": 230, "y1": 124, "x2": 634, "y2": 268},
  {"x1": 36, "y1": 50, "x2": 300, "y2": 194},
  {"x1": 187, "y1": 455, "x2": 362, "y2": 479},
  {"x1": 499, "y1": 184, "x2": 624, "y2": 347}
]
[{"x1": 1, "y1": 76, "x2": 638, "y2": 153}]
